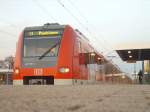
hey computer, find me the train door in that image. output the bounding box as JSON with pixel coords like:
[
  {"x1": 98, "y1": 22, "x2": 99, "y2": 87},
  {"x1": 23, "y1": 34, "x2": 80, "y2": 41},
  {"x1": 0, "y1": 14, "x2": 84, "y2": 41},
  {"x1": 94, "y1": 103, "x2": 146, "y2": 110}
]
[
  {"x1": 72, "y1": 39, "x2": 80, "y2": 85},
  {"x1": 78, "y1": 41, "x2": 85, "y2": 84},
  {"x1": 87, "y1": 51, "x2": 97, "y2": 84},
  {"x1": 97, "y1": 64, "x2": 105, "y2": 82},
  {"x1": 87, "y1": 64, "x2": 96, "y2": 84}
]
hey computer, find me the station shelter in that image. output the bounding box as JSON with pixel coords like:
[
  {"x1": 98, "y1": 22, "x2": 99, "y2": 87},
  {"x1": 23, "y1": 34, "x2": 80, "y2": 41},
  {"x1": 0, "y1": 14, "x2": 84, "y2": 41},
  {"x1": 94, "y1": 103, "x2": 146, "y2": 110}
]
[
  {"x1": 0, "y1": 69, "x2": 13, "y2": 85},
  {"x1": 116, "y1": 48, "x2": 150, "y2": 84}
]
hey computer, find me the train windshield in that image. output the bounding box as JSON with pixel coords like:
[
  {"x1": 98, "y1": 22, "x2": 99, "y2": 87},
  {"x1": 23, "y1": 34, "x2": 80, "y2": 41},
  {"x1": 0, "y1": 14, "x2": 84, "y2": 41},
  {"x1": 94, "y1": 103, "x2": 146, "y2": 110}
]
[
  {"x1": 23, "y1": 36, "x2": 60, "y2": 57},
  {"x1": 22, "y1": 30, "x2": 63, "y2": 68}
]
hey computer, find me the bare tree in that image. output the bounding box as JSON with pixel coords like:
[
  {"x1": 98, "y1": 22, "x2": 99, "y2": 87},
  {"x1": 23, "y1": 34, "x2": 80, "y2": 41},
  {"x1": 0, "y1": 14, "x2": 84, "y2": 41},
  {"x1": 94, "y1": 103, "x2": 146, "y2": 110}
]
[{"x1": 4, "y1": 56, "x2": 14, "y2": 69}]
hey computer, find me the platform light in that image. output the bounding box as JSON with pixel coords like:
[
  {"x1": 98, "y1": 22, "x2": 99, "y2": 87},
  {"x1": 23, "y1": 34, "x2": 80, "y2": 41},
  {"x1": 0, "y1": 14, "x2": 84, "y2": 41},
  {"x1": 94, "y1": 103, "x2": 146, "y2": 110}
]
[
  {"x1": 59, "y1": 67, "x2": 70, "y2": 73},
  {"x1": 128, "y1": 51, "x2": 131, "y2": 54},
  {"x1": 129, "y1": 55, "x2": 132, "y2": 58}
]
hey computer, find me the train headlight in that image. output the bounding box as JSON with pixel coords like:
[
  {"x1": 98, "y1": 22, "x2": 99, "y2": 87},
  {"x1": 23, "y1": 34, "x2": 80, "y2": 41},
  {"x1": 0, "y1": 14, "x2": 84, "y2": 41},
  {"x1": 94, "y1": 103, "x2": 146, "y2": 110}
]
[
  {"x1": 59, "y1": 67, "x2": 70, "y2": 73},
  {"x1": 14, "y1": 68, "x2": 19, "y2": 75}
]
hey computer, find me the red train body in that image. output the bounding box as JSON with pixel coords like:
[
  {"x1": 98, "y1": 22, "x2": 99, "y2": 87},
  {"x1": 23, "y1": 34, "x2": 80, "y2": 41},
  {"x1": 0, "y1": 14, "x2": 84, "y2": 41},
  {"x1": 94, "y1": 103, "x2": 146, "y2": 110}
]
[{"x1": 13, "y1": 23, "x2": 103, "y2": 85}]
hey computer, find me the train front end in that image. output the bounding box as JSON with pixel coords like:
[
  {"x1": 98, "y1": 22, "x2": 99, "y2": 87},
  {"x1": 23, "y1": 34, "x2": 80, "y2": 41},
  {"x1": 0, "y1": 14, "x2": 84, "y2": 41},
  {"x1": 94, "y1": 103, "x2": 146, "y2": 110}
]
[{"x1": 13, "y1": 23, "x2": 75, "y2": 85}]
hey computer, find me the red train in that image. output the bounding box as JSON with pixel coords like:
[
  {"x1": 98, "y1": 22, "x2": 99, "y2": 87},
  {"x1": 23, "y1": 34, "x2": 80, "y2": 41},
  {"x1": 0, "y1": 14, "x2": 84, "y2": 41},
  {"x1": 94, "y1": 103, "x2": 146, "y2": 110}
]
[{"x1": 13, "y1": 23, "x2": 104, "y2": 85}]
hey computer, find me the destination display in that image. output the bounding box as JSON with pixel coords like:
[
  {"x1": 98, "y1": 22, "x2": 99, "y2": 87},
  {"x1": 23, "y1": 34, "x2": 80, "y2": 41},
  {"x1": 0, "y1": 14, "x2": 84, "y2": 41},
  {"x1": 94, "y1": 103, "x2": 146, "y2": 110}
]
[{"x1": 25, "y1": 31, "x2": 62, "y2": 37}]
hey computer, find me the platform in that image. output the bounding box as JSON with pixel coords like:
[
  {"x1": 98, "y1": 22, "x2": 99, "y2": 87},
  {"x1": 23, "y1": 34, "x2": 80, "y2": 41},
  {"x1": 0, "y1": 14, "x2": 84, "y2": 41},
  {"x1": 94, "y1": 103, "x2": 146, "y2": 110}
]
[{"x1": 0, "y1": 85, "x2": 150, "y2": 112}]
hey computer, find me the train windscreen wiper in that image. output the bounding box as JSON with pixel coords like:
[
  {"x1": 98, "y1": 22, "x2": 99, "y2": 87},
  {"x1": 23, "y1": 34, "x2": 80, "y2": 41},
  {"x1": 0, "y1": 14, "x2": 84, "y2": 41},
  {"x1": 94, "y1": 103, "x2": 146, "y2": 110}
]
[{"x1": 38, "y1": 42, "x2": 60, "y2": 60}]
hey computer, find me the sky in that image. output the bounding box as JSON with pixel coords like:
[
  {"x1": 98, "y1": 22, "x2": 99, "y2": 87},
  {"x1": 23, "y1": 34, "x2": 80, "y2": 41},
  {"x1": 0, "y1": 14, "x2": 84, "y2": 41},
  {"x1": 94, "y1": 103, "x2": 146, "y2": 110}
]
[{"x1": 0, "y1": 0, "x2": 150, "y2": 76}]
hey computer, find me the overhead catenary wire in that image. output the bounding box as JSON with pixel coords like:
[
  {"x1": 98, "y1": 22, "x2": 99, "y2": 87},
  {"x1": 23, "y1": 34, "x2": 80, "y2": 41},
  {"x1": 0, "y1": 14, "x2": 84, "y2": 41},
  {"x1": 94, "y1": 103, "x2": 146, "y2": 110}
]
[
  {"x1": 57, "y1": 1, "x2": 96, "y2": 39},
  {"x1": 67, "y1": 0, "x2": 114, "y2": 54},
  {"x1": 0, "y1": 0, "x2": 57, "y2": 39},
  {"x1": 57, "y1": 0, "x2": 89, "y2": 32},
  {"x1": 22, "y1": 0, "x2": 111, "y2": 54},
  {"x1": 0, "y1": 18, "x2": 21, "y2": 38},
  {"x1": 57, "y1": 0, "x2": 101, "y2": 51},
  {"x1": 0, "y1": 21, "x2": 18, "y2": 38},
  {"x1": 57, "y1": 0, "x2": 122, "y2": 72},
  {"x1": 0, "y1": 20, "x2": 18, "y2": 28},
  {"x1": 0, "y1": 17, "x2": 22, "y2": 38},
  {"x1": 32, "y1": 0, "x2": 57, "y2": 22},
  {"x1": 57, "y1": 0, "x2": 111, "y2": 53},
  {"x1": 0, "y1": 29, "x2": 17, "y2": 37},
  {"x1": 67, "y1": 0, "x2": 89, "y2": 24},
  {"x1": 1, "y1": 0, "x2": 57, "y2": 39}
]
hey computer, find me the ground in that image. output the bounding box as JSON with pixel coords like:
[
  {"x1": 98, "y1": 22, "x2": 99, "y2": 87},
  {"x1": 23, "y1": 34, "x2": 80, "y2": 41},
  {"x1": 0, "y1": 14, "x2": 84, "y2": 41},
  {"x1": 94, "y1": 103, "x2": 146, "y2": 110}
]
[{"x1": 0, "y1": 84, "x2": 150, "y2": 112}]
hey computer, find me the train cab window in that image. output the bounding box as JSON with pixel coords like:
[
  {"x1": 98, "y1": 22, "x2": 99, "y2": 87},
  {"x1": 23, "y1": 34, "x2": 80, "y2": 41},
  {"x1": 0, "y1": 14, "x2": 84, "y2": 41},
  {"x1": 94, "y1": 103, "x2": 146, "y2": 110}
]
[
  {"x1": 22, "y1": 30, "x2": 63, "y2": 68},
  {"x1": 24, "y1": 36, "x2": 60, "y2": 57}
]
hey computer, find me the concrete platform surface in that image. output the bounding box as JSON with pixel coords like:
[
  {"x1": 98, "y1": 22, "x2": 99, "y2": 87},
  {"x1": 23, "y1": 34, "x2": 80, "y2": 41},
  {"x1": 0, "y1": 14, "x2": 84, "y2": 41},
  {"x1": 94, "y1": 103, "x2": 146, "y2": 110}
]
[{"x1": 0, "y1": 85, "x2": 150, "y2": 112}]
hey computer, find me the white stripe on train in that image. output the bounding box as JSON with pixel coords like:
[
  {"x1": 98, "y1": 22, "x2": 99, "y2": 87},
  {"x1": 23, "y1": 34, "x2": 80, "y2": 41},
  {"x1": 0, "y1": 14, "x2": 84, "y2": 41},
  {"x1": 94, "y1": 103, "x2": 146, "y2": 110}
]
[{"x1": 13, "y1": 79, "x2": 89, "y2": 85}]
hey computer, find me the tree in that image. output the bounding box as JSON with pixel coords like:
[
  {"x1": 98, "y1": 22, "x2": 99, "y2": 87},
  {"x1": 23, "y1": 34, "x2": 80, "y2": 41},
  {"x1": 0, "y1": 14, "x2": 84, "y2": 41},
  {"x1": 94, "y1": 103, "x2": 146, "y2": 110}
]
[{"x1": 4, "y1": 56, "x2": 14, "y2": 69}]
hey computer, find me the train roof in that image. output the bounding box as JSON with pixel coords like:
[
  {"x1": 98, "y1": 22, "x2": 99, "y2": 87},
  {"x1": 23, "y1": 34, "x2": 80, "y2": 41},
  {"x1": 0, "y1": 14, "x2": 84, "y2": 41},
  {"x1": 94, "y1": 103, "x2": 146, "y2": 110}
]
[
  {"x1": 24, "y1": 23, "x2": 92, "y2": 44},
  {"x1": 24, "y1": 23, "x2": 66, "y2": 31}
]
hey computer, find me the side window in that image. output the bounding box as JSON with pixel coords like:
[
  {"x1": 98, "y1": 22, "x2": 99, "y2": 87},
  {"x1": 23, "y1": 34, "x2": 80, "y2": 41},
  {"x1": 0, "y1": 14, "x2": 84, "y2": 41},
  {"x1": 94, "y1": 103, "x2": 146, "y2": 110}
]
[
  {"x1": 79, "y1": 41, "x2": 84, "y2": 64},
  {"x1": 84, "y1": 49, "x2": 89, "y2": 65},
  {"x1": 79, "y1": 41, "x2": 82, "y2": 53}
]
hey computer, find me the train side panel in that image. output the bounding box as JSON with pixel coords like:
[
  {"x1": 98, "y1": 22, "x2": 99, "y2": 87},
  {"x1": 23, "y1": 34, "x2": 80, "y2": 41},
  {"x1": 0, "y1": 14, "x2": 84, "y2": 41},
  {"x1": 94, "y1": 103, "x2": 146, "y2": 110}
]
[{"x1": 13, "y1": 33, "x2": 24, "y2": 85}]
